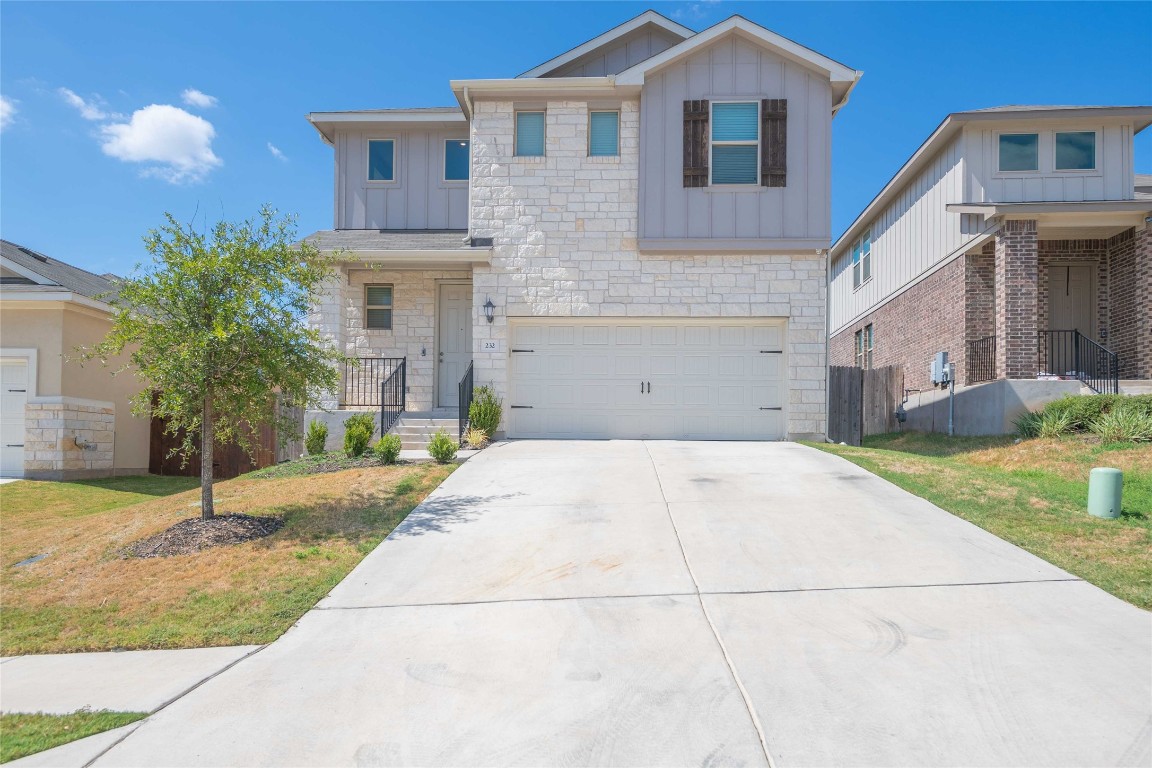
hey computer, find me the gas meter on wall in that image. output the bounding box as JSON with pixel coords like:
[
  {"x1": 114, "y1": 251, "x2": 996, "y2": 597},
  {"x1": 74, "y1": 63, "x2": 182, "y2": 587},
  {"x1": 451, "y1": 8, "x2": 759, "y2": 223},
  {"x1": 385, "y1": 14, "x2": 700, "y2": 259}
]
[{"x1": 930, "y1": 351, "x2": 952, "y2": 386}]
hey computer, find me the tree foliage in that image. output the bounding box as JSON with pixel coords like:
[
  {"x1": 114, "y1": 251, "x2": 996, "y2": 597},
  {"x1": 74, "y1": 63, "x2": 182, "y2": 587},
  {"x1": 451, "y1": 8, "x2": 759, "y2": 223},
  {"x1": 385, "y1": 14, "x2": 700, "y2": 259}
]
[{"x1": 82, "y1": 207, "x2": 343, "y2": 517}]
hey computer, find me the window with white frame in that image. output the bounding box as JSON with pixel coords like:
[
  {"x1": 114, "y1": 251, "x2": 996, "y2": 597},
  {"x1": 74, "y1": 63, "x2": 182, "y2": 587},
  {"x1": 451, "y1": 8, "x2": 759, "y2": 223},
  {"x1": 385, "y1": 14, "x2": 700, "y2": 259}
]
[
  {"x1": 1055, "y1": 131, "x2": 1096, "y2": 170},
  {"x1": 367, "y1": 140, "x2": 395, "y2": 181},
  {"x1": 365, "y1": 284, "x2": 393, "y2": 330},
  {"x1": 588, "y1": 111, "x2": 619, "y2": 157},
  {"x1": 444, "y1": 139, "x2": 469, "y2": 181},
  {"x1": 855, "y1": 324, "x2": 873, "y2": 369},
  {"x1": 851, "y1": 229, "x2": 872, "y2": 289},
  {"x1": 710, "y1": 101, "x2": 759, "y2": 185},
  {"x1": 998, "y1": 133, "x2": 1039, "y2": 172},
  {"x1": 515, "y1": 111, "x2": 545, "y2": 157}
]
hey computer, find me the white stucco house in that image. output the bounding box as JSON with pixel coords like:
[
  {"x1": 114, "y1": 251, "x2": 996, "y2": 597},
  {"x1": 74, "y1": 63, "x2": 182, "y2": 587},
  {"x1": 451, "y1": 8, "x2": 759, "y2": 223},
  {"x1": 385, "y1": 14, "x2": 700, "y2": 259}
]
[{"x1": 304, "y1": 11, "x2": 860, "y2": 443}]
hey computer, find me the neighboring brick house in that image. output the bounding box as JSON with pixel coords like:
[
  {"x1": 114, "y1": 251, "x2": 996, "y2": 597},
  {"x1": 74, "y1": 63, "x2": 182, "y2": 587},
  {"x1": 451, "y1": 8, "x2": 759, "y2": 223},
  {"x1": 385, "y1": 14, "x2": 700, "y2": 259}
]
[
  {"x1": 0, "y1": 240, "x2": 149, "y2": 479},
  {"x1": 303, "y1": 11, "x2": 860, "y2": 442},
  {"x1": 828, "y1": 107, "x2": 1152, "y2": 432}
]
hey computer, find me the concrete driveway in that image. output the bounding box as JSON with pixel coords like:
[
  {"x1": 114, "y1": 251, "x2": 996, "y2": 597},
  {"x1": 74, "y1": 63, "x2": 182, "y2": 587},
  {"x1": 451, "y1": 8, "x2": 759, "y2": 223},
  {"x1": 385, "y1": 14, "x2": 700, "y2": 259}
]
[{"x1": 83, "y1": 441, "x2": 1150, "y2": 767}]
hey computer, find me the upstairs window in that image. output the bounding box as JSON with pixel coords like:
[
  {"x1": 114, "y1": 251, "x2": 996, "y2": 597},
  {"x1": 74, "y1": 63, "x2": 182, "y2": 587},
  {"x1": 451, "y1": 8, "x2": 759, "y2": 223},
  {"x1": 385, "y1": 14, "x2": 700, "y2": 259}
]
[
  {"x1": 1055, "y1": 131, "x2": 1095, "y2": 170},
  {"x1": 851, "y1": 229, "x2": 872, "y2": 289},
  {"x1": 710, "y1": 102, "x2": 759, "y2": 185},
  {"x1": 588, "y1": 111, "x2": 619, "y2": 157},
  {"x1": 998, "y1": 133, "x2": 1038, "y2": 172},
  {"x1": 368, "y1": 140, "x2": 395, "y2": 181},
  {"x1": 365, "y1": 285, "x2": 393, "y2": 330},
  {"x1": 444, "y1": 139, "x2": 469, "y2": 181},
  {"x1": 515, "y1": 111, "x2": 545, "y2": 157}
]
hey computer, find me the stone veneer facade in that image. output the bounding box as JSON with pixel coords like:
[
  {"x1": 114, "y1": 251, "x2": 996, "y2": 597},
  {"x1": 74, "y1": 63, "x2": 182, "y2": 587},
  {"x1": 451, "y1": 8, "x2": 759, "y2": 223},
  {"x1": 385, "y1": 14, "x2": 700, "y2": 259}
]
[
  {"x1": 467, "y1": 100, "x2": 829, "y2": 439},
  {"x1": 23, "y1": 397, "x2": 115, "y2": 480}
]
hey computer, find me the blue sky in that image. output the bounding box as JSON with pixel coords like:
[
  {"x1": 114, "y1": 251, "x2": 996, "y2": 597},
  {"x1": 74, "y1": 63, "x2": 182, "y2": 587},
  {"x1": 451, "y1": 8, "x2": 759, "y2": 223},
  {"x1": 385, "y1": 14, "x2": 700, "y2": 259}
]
[{"x1": 2, "y1": 1, "x2": 1150, "y2": 276}]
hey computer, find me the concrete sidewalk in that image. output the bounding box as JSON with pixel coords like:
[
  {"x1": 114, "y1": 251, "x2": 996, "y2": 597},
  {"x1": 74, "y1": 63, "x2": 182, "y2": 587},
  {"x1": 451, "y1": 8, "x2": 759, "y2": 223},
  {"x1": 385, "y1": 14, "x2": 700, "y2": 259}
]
[{"x1": 13, "y1": 440, "x2": 1152, "y2": 766}]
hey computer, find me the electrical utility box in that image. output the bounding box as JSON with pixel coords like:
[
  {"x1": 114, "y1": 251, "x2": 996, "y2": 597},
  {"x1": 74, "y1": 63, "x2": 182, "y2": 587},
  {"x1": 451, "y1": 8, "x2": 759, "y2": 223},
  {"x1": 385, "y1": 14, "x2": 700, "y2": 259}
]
[{"x1": 930, "y1": 351, "x2": 952, "y2": 386}]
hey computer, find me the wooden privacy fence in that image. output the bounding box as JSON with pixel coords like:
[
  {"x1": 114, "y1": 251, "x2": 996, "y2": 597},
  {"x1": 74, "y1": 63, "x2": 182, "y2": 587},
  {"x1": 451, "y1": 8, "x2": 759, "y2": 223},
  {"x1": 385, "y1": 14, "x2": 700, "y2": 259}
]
[
  {"x1": 828, "y1": 365, "x2": 903, "y2": 446},
  {"x1": 149, "y1": 401, "x2": 303, "y2": 480}
]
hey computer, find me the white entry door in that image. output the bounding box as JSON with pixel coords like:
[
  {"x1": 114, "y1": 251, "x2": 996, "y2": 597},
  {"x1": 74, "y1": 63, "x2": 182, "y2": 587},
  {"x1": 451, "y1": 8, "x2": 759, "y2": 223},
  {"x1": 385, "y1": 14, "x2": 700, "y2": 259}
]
[
  {"x1": 1, "y1": 359, "x2": 29, "y2": 477},
  {"x1": 437, "y1": 283, "x2": 473, "y2": 408},
  {"x1": 507, "y1": 318, "x2": 786, "y2": 440},
  {"x1": 1049, "y1": 264, "x2": 1096, "y2": 337}
]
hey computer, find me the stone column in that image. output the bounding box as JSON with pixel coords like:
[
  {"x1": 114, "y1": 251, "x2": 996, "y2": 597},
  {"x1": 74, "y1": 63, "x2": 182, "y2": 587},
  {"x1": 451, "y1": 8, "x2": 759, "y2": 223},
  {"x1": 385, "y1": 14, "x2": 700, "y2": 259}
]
[
  {"x1": 995, "y1": 219, "x2": 1039, "y2": 380},
  {"x1": 310, "y1": 268, "x2": 347, "y2": 410}
]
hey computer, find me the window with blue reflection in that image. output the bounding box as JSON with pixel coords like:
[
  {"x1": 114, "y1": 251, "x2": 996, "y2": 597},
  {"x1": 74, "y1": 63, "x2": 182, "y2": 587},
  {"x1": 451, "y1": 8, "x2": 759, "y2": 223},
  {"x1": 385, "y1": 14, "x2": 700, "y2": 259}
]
[
  {"x1": 998, "y1": 133, "x2": 1038, "y2": 172},
  {"x1": 711, "y1": 102, "x2": 759, "y2": 184},
  {"x1": 589, "y1": 111, "x2": 619, "y2": 157},
  {"x1": 1055, "y1": 132, "x2": 1095, "y2": 170},
  {"x1": 445, "y1": 139, "x2": 469, "y2": 180},
  {"x1": 368, "y1": 140, "x2": 394, "y2": 181},
  {"x1": 515, "y1": 112, "x2": 545, "y2": 157}
]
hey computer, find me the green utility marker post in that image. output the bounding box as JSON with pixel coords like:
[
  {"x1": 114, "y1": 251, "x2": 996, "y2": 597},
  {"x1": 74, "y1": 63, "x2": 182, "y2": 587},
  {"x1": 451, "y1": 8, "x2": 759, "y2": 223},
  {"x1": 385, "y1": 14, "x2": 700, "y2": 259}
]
[{"x1": 1087, "y1": 467, "x2": 1123, "y2": 519}]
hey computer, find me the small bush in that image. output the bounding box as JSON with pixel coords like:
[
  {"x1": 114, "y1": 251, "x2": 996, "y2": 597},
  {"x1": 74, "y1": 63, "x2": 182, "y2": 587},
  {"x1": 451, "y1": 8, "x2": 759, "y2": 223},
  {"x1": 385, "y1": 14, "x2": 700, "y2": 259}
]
[
  {"x1": 1014, "y1": 410, "x2": 1043, "y2": 438},
  {"x1": 373, "y1": 433, "x2": 403, "y2": 464},
  {"x1": 343, "y1": 413, "x2": 376, "y2": 458},
  {"x1": 1090, "y1": 406, "x2": 1152, "y2": 443},
  {"x1": 1043, "y1": 395, "x2": 1120, "y2": 431},
  {"x1": 469, "y1": 386, "x2": 502, "y2": 436},
  {"x1": 305, "y1": 420, "x2": 328, "y2": 455},
  {"x1": 464, "y1": 427, "x2": 489, "y2": 449},
  {"x1": 1036, "y1": 409, "x2": 1074, "y2": 439},
  {"x1": 427, "y1": 429, "x2": 458, "y2": 464}
]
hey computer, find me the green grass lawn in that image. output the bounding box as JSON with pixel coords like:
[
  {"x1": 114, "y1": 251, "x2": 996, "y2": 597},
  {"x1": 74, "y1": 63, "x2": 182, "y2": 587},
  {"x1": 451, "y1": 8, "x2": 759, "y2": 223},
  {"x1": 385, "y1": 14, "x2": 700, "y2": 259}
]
[
  {"x1": 0, "y1": 711, "x2": 147, "y2": 763},
  {"x1": 1, "y1": 460, "x2": 454, "y2": 654},
  {"x1": 810, "y1": 433, "x2": 1152, "y2": 609}
]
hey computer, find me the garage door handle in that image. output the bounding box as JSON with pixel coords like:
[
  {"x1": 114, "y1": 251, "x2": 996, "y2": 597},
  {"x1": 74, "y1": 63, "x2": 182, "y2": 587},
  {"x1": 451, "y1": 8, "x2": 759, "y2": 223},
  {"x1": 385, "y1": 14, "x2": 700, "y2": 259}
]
[
  {"x1": 510, "y1": 405, "x2": 533, "y2": 409},
  {"x1": 7, "y1": 389, "x2": 26, "y2": 392},
  {"x1": 759, "y1": 350, "x2": 783, "y2": 354},
  {"x1": 511, "y1": 349, "x2": 534, "y2": 353},
  {"x1": 646, "y1": 381, "x2": 651, "y2": 393},
  {"x1": 759, "y1": 407, "x2": 782, "y2": 411},
  {"x1": 6, "y1": 444, "x2": 23, "y2": 447}
]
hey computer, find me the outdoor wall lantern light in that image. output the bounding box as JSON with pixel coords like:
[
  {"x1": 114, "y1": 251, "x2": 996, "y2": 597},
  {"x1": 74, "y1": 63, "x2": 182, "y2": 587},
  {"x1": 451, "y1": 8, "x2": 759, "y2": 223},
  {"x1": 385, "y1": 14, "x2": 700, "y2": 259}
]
[{"x1": 484, "y1": 297, "x2": 495, "y2": 324}]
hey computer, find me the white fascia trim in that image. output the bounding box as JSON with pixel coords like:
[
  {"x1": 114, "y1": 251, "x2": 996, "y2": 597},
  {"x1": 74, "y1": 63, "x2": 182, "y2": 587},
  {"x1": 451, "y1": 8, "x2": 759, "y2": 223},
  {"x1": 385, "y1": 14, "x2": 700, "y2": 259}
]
[
  {"x1": 517, "y1": 10, "x2": 695, "y2": 79},
  {"x1": 0, "y1": 290, "x2": 111, "y2": 312},
  {"x1": 26, "y1": 394, "x2": 115, "y2": 409},
  {"x1": 450, "y1": 76, "x2": 617, "y2": 92},
  {"x1": 308, "y1": 109, "x2": 465, "y2": 123},
  {"x1": 639, "y1": 237, "x2": 828, "y2": 254},
  {"x1": 0, "y1": 347, "x2": 39, "y2": 400},
  {"x1": 946, "y1": 200, "x2": 1152, "y2": 216},
  {"x1": 330, "y1": 249, "x2": 491, "y2": 264},
  {"x1": 615, "y1": 16, "x2": 860, "y2": 86},
  {"x1": 0, "y1": 256, "x2": 56, "y2": 285}
]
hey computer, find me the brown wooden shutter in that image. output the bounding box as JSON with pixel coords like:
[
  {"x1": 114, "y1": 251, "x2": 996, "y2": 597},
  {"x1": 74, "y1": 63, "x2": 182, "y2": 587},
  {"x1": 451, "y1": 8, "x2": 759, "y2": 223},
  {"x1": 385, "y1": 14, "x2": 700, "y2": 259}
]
[
  {"x1": 683, "y1": 100, "x2": 709, "y2": 188},
  {"x1": 761, "y1": 99, "x2": 787, "y2": 187}
]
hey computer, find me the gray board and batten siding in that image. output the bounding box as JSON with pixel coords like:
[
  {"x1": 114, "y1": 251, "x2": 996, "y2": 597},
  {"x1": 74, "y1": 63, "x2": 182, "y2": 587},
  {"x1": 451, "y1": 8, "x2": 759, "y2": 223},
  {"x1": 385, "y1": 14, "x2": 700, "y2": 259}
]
[
  {"x1": 639, "y1": 35, "x2": 832, "y2": 243},
  {"x1": 542, "y1": 26, "x2": 685, "y2": 77},
  {"x1": 335, "y1": 127, "x2": 469, "y2": 230}
]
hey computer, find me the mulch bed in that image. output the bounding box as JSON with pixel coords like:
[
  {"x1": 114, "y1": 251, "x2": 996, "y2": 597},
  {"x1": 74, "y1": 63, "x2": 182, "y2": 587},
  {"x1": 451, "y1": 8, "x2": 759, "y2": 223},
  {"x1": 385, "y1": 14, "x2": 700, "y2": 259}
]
[{"x1": 124, "y1": 514, "x2": 283, "y2": 558}]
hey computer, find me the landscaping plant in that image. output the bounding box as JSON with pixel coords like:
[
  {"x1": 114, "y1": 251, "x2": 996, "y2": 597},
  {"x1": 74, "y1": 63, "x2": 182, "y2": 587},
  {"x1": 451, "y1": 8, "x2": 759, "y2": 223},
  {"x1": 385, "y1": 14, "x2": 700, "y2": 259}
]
[
  {"x1": 427, "y1": 429, "x2": 459, "y2": 464},
  {"x1": 78, "y1": 207, "x2": 344, "y2": 519},
  {"x1": 343, "y1": 413, "x2": 376, "y2": 458},
  {"x1": 305, "y1": 420, "x2": 328, "y2": 455},
  {"x1": 373, "y1": 433, "x2": 403, "y2": 464},
  {"x1": 468, "y1": 385, "x2": 503, "y2": 436},
  {"x1": 464, "y1": 426, "x2": 490, "y2": 449},
  {"x1": 1090, "y1": 406, "x2": 1152, "y2": 443}
]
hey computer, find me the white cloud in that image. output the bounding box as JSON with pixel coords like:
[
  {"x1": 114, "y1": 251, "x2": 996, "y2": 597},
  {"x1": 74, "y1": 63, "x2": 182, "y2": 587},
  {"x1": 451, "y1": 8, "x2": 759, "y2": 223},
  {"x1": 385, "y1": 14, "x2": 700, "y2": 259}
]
[
  {"x1": 267, "y1": 142, "x2": 287, "y2": 162},
  {"x1": 100, "y1": 104, "x2": 221, "y2": 184},
  {"x1": 58, "y1": 87, "x2": 119, "y2": 121},
  {"x1": 0, "y1": 96, "x2": 16, "y2": 131},
  {"x1": 672, "y1": 0, "x2": 720, "y2": 22},
  {"x1": 181, "y1": 88, "x2": 218, "y2": 109}
]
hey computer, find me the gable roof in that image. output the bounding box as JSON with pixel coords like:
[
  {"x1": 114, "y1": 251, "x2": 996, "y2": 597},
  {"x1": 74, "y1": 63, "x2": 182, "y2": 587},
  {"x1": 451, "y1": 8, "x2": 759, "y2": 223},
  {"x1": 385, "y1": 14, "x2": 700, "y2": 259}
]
[
  {"x1": 0, "y1": 239, "x2": 119, "y2": 304},
  {"x1": 614, "y1": 15, "x2": 861, "y2": 112},
  {"x1": 517, "y1": 10, "x2": 694, "y2": 79},
  {"x1": 831, "y1": 105, "x2": 1152, "y2": 256}
]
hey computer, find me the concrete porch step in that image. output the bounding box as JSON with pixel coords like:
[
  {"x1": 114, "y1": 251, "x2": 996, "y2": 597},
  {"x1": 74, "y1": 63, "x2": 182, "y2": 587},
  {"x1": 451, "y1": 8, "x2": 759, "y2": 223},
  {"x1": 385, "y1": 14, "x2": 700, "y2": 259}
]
[{"x1": 388, "y1": 410, "x2": 461, "y2": 449}]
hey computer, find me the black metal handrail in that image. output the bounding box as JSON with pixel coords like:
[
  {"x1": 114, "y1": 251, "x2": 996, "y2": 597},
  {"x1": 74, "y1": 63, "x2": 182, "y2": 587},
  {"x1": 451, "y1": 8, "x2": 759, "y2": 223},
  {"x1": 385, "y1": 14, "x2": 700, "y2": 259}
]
[
  {"x1": 379, "y1": 359, "x2": 406, "y2": 436},
  {"x1": 1038, "y1": 330, "x2": 1118, "y2": 394},
  {"x1": 966, "y1": 335, "x2": 996, "y2": 384},
  {"x1": 458, "y1": 361, "x2": 474, "y2": 440},
  {"x1": 342, "y1": 357, "x2": 404, "y2": 407}
]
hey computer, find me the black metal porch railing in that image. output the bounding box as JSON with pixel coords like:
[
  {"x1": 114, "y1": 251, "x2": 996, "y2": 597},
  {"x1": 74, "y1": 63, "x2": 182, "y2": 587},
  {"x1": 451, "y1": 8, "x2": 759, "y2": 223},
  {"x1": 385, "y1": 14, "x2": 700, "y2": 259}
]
[
  {"x1": 341, "y1": 357, "x2": 405, "y2": 407},
  {"x1": 458, "y1": 361, "x2": 474, "y2": 440},
  {"x1": 966, "y1": 335, "x2": 996, "y2": 384},
  {"x1": 379, "y1": 359, "x2": 406, "y2": 436},
  {"x1": 1038, "y1": 330, "x2": 1119, "y2": 394}
]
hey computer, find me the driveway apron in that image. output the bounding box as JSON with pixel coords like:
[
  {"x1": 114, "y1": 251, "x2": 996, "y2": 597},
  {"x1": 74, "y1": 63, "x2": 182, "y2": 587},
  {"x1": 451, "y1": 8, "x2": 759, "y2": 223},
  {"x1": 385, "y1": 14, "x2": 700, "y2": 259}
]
[{"x1": 87, "y1": 440, "x2": 1150, "y2": 767}]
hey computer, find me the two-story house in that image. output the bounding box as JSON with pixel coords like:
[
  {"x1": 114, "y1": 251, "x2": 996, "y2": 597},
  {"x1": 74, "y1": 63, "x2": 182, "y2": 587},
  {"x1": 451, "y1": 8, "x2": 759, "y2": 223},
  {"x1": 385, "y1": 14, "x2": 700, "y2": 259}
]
[
  {"x1": 303, "y1": 11, "x2": 860, "y2": 444},
  {"x1": 829, "y1": 106, "x2": 1152, "y2": 433}
]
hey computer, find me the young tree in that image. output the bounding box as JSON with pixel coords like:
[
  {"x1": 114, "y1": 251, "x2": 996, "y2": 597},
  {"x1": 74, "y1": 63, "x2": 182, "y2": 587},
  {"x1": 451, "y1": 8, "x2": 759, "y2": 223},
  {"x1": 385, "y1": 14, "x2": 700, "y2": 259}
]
[{"x1": 83, "y1": 207, "x2": 343, "y2": 519}]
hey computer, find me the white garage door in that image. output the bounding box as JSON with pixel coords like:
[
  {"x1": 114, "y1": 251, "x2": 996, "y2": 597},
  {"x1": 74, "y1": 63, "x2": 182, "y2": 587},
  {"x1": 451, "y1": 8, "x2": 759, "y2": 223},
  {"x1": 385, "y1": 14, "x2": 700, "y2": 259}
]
[
  {"x1": 1, "y1": 359, "x2": 28, "y2": 477},
  {"x1": 507, "y1": 318, "x2": 785, "y2": 440}
]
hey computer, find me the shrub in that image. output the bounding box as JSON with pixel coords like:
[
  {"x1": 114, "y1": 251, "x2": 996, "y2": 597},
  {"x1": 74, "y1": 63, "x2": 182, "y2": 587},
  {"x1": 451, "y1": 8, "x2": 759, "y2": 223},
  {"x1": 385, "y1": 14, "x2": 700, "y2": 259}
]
[
  {"x1": 1014, "y1": 410, "x2": 1043, "y2": 438},
  {"x1": 343, "y1": 413, "x2": 376, "y2": 458},
  {"x1": 1089, "y1": 406, "x2": 1152, "y2": 443},
  {"x1": 1036, "y1": 409, "x2": 1074, "y2": 439},
  {"x1": 373, "y1": 433, "x2": 403, "y2": 464},
  {"x1": 427, "y1": 429, "x2": 458, "y2": 464},
  {"x1": 305, "y1": 420, "x2": 328, "y2": 455},
  {"x1": 464, "y1": 427, "x2": 489, "y2": 449},
  {"x1": 468, "y1": 386, "x2": 502, "y2": 436},
  {"x1": 1042, "y1": 395, "x2": 1120, "y2": 431}
]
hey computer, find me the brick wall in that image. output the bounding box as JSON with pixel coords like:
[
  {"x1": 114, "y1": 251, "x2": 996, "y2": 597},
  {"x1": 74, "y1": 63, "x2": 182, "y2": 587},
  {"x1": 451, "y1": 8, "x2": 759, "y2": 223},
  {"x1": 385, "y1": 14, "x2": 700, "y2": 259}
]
[
  {"x1": 469, "y1": 99, "x2": 829, "y2": 438},
  {"x1": 24, "y1": 398, "x2": 115, "y2": 480},
  {"x1": 829, "y1": 256, "x2": 966, "y2": 390},
  {"x1": 995, "y1": 220, "x2": 1039, "y2": 379},
  {"x1": 1109, "y1": 225, "x2": 1152, "y2": 379}
]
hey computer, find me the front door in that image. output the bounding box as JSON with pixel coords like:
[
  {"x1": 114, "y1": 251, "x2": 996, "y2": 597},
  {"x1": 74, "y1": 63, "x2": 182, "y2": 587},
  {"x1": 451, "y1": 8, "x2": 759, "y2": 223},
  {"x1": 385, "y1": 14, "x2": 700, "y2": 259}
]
[
  {"x1": 437, "y1": 284, "x2": 473, "y2": 408},
  {"x1": 1048, "y1": 264, "x2": 1096, "y2": 375}
]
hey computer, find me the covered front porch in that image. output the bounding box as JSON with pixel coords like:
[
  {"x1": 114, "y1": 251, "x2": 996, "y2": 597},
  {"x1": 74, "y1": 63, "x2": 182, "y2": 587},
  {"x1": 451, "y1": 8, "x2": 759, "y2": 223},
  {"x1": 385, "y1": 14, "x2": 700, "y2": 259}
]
[
  {"x1": 302, "y1": 229, "x2": 491, "y2": 444},
  {"x1": 951, "y1": 205, "x2": 1152, "y2": 394}
]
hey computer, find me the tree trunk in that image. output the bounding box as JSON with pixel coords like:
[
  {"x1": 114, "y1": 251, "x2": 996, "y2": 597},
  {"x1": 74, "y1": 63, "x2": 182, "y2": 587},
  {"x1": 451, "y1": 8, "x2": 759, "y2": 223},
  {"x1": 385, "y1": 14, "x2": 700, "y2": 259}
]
[{"x1": 200, "y1": 396, "x2": 215, "y2": 520}]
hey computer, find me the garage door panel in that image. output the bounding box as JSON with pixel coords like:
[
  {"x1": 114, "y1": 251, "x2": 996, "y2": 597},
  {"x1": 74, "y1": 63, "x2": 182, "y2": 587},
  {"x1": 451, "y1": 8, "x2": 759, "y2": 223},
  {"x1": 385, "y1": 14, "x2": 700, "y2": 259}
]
[
  {"x1": 1, "y1": 360, "x2": 28, "y2": 476},
  {"x1": 508, "y1": 319, "x2": 787, "y2": 441},
  {"x1": 512, "y1": 325, "x2": 546, "y2": 346}
]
